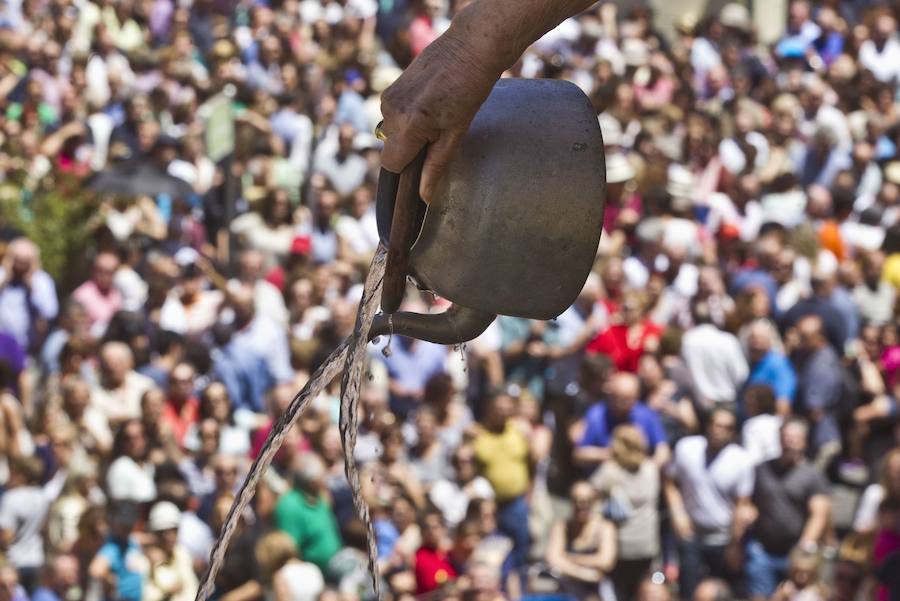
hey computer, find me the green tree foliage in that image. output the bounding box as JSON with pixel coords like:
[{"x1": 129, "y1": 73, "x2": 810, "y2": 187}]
[{"x1": 0, "y1": 174, "x2": 99, "y2": 294}]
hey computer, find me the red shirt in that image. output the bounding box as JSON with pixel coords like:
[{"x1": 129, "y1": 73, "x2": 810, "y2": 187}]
[
  {"x1": 586, "y1": 320, "x2": 662, "y2": 372},
  {"x1": 409, "y1": 15, "x2": 437, "y2": 56},
  {"x1": 414, "y1": 546, "x2": 457, "y2": 594},
  {"x1": 162, "y1": 397, "x2": 200, "y2": 446}
]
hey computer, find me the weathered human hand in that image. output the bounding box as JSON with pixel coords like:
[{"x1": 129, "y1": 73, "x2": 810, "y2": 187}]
[{"x1": 379, "y1": 30, "x2": 502, "y2": 202}]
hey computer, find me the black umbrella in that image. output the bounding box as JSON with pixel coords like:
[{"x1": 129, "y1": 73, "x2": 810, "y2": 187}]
[{"x1": 87, "y1": 161, "x2": 194, "y2": 200}]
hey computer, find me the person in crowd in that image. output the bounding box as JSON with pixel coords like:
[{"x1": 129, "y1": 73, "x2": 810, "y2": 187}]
[
  {"x1": 414, "y1": 509, "x2": 458, "y2": 595},
  {"x1": 255, "y1": 530, "x2": 325, "y2": 601},
  {"x1": 545, "y1": 481, "x2": 616, "y2": 601},
  {"x1": 743, "y1": 318, "x2": 796, "y2": 415},
  {"x1": 692, "y1": 578, "x2": 734, "y2": 601},
  {"x1": 274, "y1": 452, "x2": 342, "y2": 579},
  {"x1": 106, "y1": 418, "x2": 157, "y2": 504},
  {"x1": 681, "y1": 299, "x2": 749, "y2": 412},
  {"x1": 0, "y1": 238, "x2": 58, "y2": 355},
  {"x1": 88, "y1": 501, "x2": 147, "y2": 601},
  {"x1": 789, "y1": 314, "x2": 845, "y2": 464},
  {"x1": 745, "y1": 418, "x2": 831, "y2": 601},
  {"x1": 71, "y1": 252, "x2": 122, "y2": 337},
  {"x1": 575, "y1": 371, "x2": 671, "y2": 469},
  {"x1": 161, "y1": 362, "x2": 200, "y2": 448},
  {"x1": 856, "y1": 447, "x2": 900, "y2": 535},
  {"x1": 472, "y1": 390, "x2": 532, "y2": 577},
  {"x1": 91, "y1": 342, "x2": 155, "y2": 425},
  {"x1": 29, "y1": 554, "x2": 80, "y2": 601},
  {"x1": 429, "y1": 444, "x2": 494, "y2": 528},
  {"x1": 741, "y1": 384, "x2": 784, "y2": 466},
  {"x1": 0, "y1": 456, "x2": 49, "y2": 593},
  {"x1": 665, "y1": 407, "x2": 756, "y2": 598},
  {"x1": 591, "y1": 425, "x2": 660, "y2": 601},
  {"x1": 143, "y1": 501, "x2": 198, "y2": 601},
  {"x1": 770, "y1": 548, "x2": 827, "y2": 601}
]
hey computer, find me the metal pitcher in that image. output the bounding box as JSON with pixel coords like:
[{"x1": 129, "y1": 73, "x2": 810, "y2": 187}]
[{"x1": 368, "y1": 78, "x2": 606, "y2": 345}]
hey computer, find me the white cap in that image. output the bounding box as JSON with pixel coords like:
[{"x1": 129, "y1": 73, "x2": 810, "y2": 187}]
[
  {"x1": 606, "y1": 153, "x2": 635, "y2": 184},
  {"x1": 720, "y1": 2, "x2": 752, "y2": 31},
  {"x1": 148, "y1": 501, "x2": 182, "y2": 532},
  {"x1": 666, "y1": 164, "x2": 695, "y2": 202}
]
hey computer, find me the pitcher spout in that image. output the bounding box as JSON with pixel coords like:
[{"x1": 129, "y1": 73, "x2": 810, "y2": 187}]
[{"x1": 367, "y1": 304, "x2": 495, "y2": 346}]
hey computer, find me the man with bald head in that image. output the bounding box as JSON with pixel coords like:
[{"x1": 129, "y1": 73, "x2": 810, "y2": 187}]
[
  {"x1": 71, "y1": 251, "x2": 122, "y2": 337},
  {"x1": 31, "y1": 554, "x2": 80, "y2": 601},
  {"x1": 91, "y1": 341, "x2": 155, "y2": 424},
  {"x1": 791, "y1": 314, "x2": 845, "y2": 463},
  {"x1": 692, "y1": 578, "x2": 733, "y2": 601},
  {"x1": 574, "y1": 371, "x2": 670, "y2": 469},
  {"x1": 0, "y1": 237, "x2": 58, "y2": 351}
]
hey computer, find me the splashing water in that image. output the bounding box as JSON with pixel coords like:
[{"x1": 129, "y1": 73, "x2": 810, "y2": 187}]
[{"x1": 196, "y1": 246, "x2": 387, "y2": 601}]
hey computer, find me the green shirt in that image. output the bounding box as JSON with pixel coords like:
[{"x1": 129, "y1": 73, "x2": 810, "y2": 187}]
[{"x1": 274, "y1": 490, "x2": 342, "y2": 574}]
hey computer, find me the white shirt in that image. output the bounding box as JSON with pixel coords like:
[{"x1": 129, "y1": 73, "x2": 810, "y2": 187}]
[
  {"x1": 106, "y1": 456, "x2": 156, "y2": 503},
  {"x1": 335, "y1": 209, "x2": 379, "y2": 255},
  {"x1": 428, "y1": 477, "x2": 495, "y2": 527},
  {"x1": 91, "y1": 371, "x2": 155, "y2": 422},
  {"x1": 859, "y1": 37, "x2": 900, "y2": 83},
  {"x1": 853, "y1": 483, "x2": 884, "y2": 533},
  {"x1": 159, "y1": 290, "x2": 224, "y2": 336},
  {"x1": 681, "y1": 324, "x2": 749, "y2": 406},
  {"x1": 226, "y1": 279, "x2": 288, "y2": 330},
  {"x1": 742, "y1": 414, "x2": 783, "y2": 466},
  {"x1": 666, "y1": 436, "x2": 755, "y2": 544}
]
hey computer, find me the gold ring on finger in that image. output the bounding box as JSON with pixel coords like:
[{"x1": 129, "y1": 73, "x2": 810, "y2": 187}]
[{"x1": 375, "y1": 120, "x2": 388, "y2": 142}]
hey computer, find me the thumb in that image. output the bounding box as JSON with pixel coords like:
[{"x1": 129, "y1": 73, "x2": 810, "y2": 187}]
[{"x1": 419, "y1": 129, "x2": 464, "y2": 204}]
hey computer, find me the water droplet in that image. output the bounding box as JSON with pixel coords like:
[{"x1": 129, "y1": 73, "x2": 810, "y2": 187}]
[{"x1": 381, "y1": 346, "x2": 392, "y2": 358}]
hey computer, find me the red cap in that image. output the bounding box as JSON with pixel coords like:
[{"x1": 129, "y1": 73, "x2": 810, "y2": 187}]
[{"x1": 290, "y1": 235, "x2": 312, "y2": 255}]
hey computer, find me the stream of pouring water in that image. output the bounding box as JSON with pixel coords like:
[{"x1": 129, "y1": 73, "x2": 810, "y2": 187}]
[{"x1": 196, "y1": 246, "x2": 387, "y2": 601}]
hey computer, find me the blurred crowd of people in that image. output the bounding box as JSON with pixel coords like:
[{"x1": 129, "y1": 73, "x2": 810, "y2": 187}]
[{"x1": 2, "y1": 0, "x2": 900, "y2": 600}]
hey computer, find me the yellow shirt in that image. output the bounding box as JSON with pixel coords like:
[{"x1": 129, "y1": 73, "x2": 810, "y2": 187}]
[
  {"x1": 884, "y1": 253, "x2": 900, "y2": 290},
  {"x1": 473, "y1": 423, "x2": 530, "y2": 502}
]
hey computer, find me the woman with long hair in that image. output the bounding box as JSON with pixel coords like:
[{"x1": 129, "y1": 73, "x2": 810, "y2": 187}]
[
  {"x1": 854, "y1": 446, "x2": 900, "y2": 535},
  {"x1": 591, "y1": 425, "x2": 660, "y2": 601},
  {"x1": 544, "y1": 481, "x2": 617, "y2": 601}
]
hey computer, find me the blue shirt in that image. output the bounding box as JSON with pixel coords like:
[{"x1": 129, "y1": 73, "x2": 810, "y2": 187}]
[
  {"x1": 212, "y1": 344, "x2": 271, "y2": 414},
  {"x1": 31, "y1": 587, "x2": 63, "y2": 601},
  {"x1": 796, "y1": 346, "x2": 843, "y2": 451},
  {"x1": 98, "y1": 537, "x2": 144, "y2": 601},
  {"x1": 0, "y1": 268, "x2": 58, "y2": 349},
  {"x1": 578, "y1": 402, "x2": 667, "y2": 450},
  {"x1": 748, "y1": 351, "x2": 797, "y2": 404},
  {"x1": 375, "y1": 336, "x2": 447, "y2": 392}
]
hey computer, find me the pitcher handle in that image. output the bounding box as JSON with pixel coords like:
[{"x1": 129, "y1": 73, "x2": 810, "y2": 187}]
[{"x1": 377, "y1": 148, "x2": 427, "y2": 314}]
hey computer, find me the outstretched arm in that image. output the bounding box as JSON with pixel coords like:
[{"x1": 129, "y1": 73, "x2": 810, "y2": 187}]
[{"x1": 380, "y1": 0, "x2": 597, "y2": 201}]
